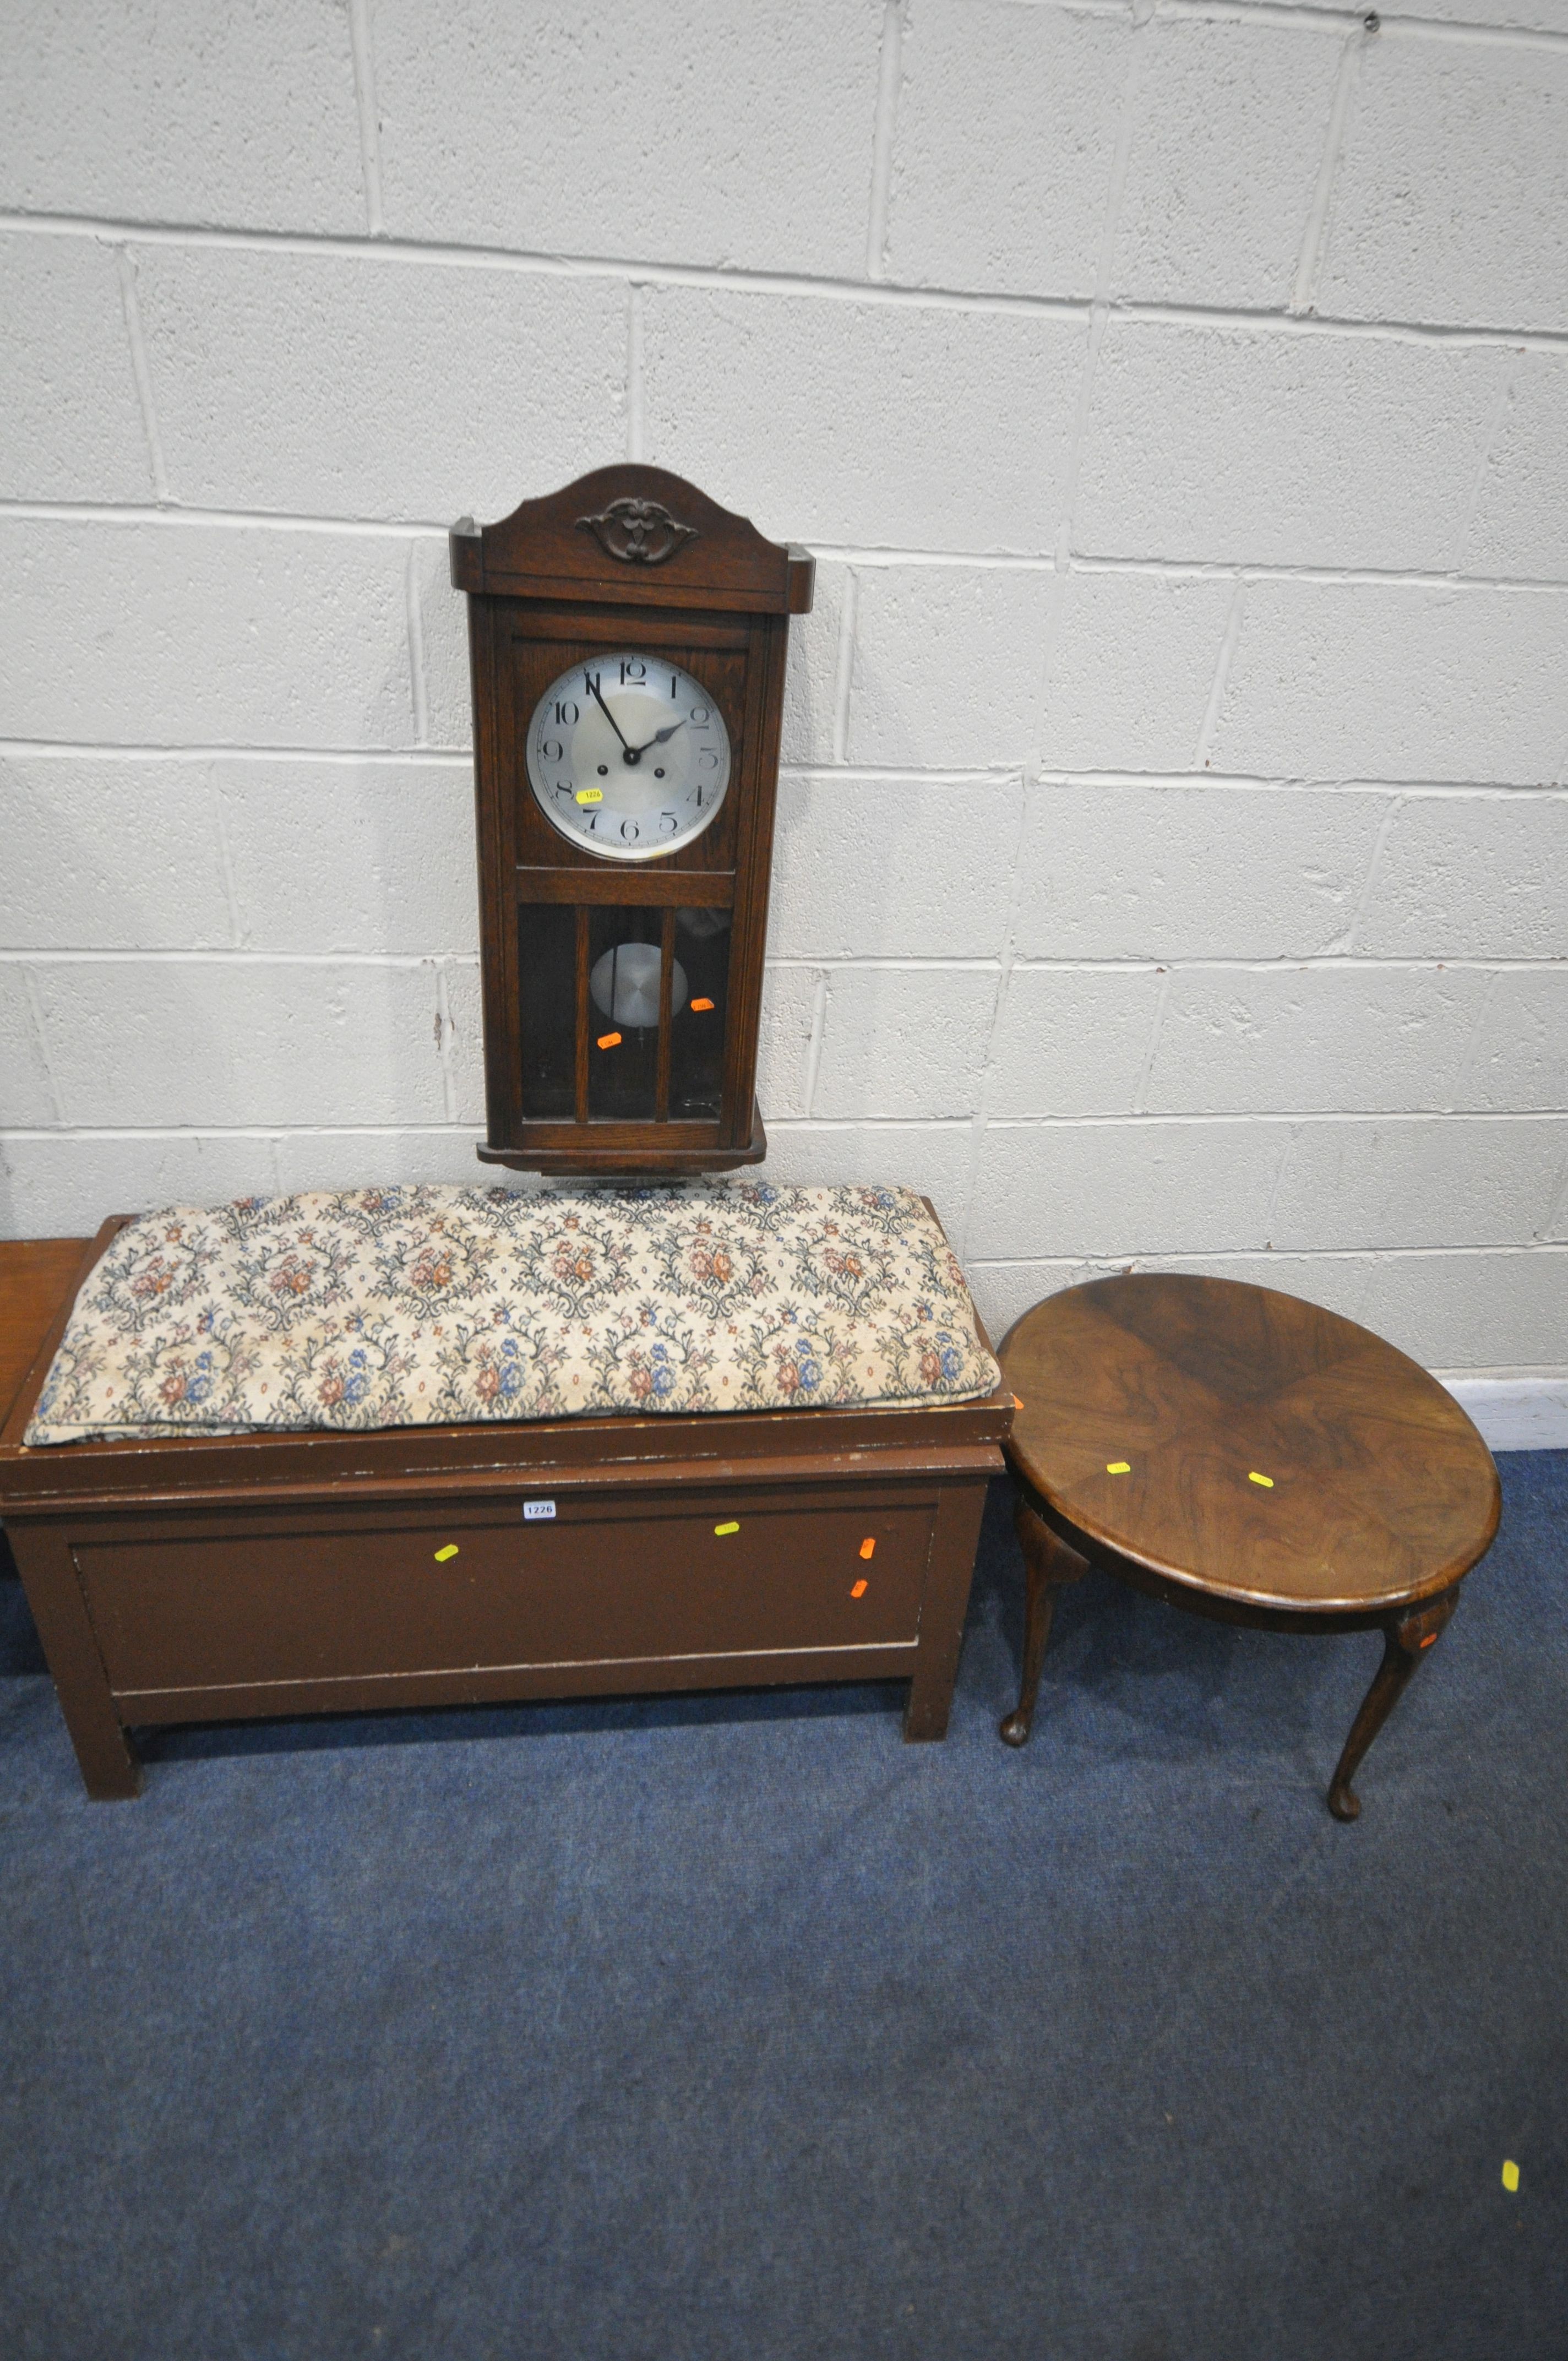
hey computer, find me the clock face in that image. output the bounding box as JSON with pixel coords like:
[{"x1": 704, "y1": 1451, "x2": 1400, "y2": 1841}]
[{"x1": 525, "y1": 651, "x2": 732, "y2": 862}]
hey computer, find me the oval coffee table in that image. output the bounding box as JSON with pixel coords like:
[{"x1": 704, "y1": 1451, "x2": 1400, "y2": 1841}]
[{"x1": 998, "y1": 1274, "x2": 1500, "y2": 1819}]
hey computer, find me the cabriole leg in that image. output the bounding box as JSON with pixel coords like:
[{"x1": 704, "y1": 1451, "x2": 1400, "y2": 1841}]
[
  {"x1": 999, "y1": 1495, "x2": 1087, "y2": 1748},
  {"x1": 1327, "y1": 1588, "x2": 1460, "y2": 1823}
]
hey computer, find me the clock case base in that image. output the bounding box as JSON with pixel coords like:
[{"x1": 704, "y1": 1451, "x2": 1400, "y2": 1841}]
[
  {"x1": 475, "y1": 1101, "x2": 766, "y2": 1179},
  {"x1": 453, "y1": 466, "x2": 813, "y2": 1182}
]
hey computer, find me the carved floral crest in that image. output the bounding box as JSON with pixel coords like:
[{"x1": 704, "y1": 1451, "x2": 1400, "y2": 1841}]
[{"x1": 576, "y1": 495, "x2": 699, "y2": 566}]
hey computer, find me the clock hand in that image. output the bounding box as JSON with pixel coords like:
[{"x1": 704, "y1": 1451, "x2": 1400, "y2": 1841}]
[
  {"x1": 627, "y1": 718, "x2": 689, "y2": 757},
  {"x1": 586, "y1": 677, "x2": 635, "y2": 755}
]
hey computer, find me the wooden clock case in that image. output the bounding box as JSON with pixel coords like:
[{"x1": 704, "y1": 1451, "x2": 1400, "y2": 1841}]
[{"x1": 451, "y1": 464, "x2": 813, "y2": 1177}]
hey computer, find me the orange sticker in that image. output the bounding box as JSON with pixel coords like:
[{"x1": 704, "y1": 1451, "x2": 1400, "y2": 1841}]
[
  {"x1": 851, "y1": 1579, "x2": 868, "y2": 1599},
  {"x1": 859, "y1": 1537, "x2": 876, "y2": 1560},
  {"x1": 690, "y1": 997, "x2": 714, "y2": 1011},
  {"x1": 597, "y1": 1031, "x2": 622, "y2": 1050},
  {"x1": 1420, "y1": 1633, "x2": 1438, "y2": 1648},
  {"x1": 1012, "y1": 1395, "x2": 1024, "y2": 1410}
]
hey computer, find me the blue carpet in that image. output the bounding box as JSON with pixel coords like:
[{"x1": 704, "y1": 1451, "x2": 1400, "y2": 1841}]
[{"x1": 1, "y1": 1454, "x2": 1563, "y2": 2361}]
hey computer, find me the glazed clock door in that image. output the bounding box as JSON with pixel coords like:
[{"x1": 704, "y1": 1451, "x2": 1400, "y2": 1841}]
[{"x1": 452, "y1": 465, "x2": 813, "y2": 1178}]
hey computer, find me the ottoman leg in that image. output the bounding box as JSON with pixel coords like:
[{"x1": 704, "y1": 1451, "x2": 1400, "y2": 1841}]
[
  {"x1": 9, "y1": 1525, "x2": 144, "y2": 1800},
  {"x1": 999, "y1": 1497, "x2": 1087, "y2": 1748},
  {"x1": 1327, "y1": 1588, "x2": 1460, "y2": 1822}
]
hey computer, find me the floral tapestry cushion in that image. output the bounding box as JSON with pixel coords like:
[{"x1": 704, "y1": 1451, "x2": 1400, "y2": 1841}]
[{"x1": 25, "y1": 1182, "x2": 1001, "y2": 1444}]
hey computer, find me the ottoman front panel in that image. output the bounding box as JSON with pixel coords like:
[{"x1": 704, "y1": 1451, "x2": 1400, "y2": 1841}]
[{"x1": 73, "y1": 1484, "x2": 936, "y2": 1700}]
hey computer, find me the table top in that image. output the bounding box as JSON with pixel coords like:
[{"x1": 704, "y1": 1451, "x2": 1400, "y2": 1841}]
[{"x1": 1001, "y1": 1274, "x2": 1500, "y2": 1615}]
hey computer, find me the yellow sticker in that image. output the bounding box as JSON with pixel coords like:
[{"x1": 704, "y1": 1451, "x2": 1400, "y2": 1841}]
[
  {"x1": 1106, "y1": 1461, "x2": 1131, "y2": 1475},
  {"x1": 714, "y1": 1521, "x2": 739, "y2": 1537},
  {"x1": 575, "y1": 787, "x2": 603, "y2": 805},
  {"x1": 1249, "y1": 1471, "x2": 1275, "y2": 1488},
  {"x1": 1502, "y1": 2159, "x2": 1520, "y2": 2193},
  {"x1": 433, "y1": 1544, "x2": 459, "y2": 1562}
]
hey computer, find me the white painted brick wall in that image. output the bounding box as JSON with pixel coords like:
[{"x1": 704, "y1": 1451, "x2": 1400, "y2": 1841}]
[
  {"x1": 2, "y1": 0, "x2": 1564, "y2": 1389},
  {"x1": 0, "y1": 235, "x2": 152, "y2": 501},
  {"x1": 882, "y1": 1, "x2": 1129, "y2": 299},
  {"x1": 1317, "y1": 38, "x2": 1568, "y2": 333},
  {"x1": 1109, "y1": 20, "x2": 1344, "y2": 309},
  {"x1": 132, "y1": 246, "x2": 628, "y2": 521},
  {"x1": 1077, "y1": 325, "x2": 1510, "y2": 570}
]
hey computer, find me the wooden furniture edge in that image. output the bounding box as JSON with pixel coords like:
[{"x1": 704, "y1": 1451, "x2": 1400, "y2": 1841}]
[
  {"x1": 1016, "y1": 1473, "x2": 1497, "y2": 1625},
  {"x1": 998, "y1": 1275, "x2": 1499, "y2": 1618},
  {"x1": 0, "y1": 1220, "x2": 123, "y2": 1454}
]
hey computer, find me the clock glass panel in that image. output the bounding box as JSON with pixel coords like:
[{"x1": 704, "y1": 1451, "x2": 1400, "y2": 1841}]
[{"x1": 525, "y1": 650, "x2": 732, "y2": 861}]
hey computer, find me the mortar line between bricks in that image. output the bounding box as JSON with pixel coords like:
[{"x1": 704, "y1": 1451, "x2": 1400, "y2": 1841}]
[
  {"x1": 966, "y1": 1243, "x2": 1568, "y2": 1264},
  {"x1": 1454, "y1": 348, "x2": 1526, "y2": 574},
  {"x1": 18, "y1": 966, "x2": 66, "y2": 1128},
  {"x1": 0, "y1": 950, "x2": 482, "y2": 967},
  {"x1": 1542, "y1": 1151, "x2": 1568, "y2": 1239},
  {"x1": 1261, "y1": 1120, "x2": 1297, "y2": 1241},
  {"x1": 1447, "y1": 967, "x2": 1504, "y2": 1114},
  {"x1": 0, "y1": 1124, "x2": 487, "y2": 1143},
  {"x1": 1156, "y1": 0, "x2": 1568, "y2": 42},
  {"x1": 864, "y1": 0, "x2": 904, "y2": 282},
  {"x1": 808, "y1": 549, "x2": 1568, "y2": 590},
  {"x1": 972, "y1": 1109, "x2": 1568, "y2": 1125},
  {"x1": 403, "y1": 547, "x2": 430, "y2": 746},
  {"x1": 802, "y1": 972, "x2": 829, "y2": 1123},
  {"x1": 1052, "y1": 4, "x2": 1147, "y2": 569},
  {"x1": 1131, "y1": 971, "x2": 1174, "y2": 1114},
  {"x1": 434, "y1": 962, "x2": 457, "y2": 1125},
  {"x1": 6, "y1": 209, "x2": 1568, "y2": 345},
  {"x1": 1191, "y1": 579, "x2": 1247, "y2": 768},
  {"x1": 1341, "y1": 792, "x2": 1406, "y2": 953},
  {"x1": 6, "y1": 1119, "x2": 1564, "y2": 1146},
  {"x1": 0, "y1": 738, "x2": 478, "y2": 765},
  {"x1": 6, "y1": 953, "x2": 1562, "y2": 976},
  {"x1": 112, "y1": 248, "x2": 170, "y2": 503},
  {"x1": 7, "y1": 505, "x2": 1568, "y2": 597},
  {"x1": 1289, "y1": 24, "x2": 1363, "y2": 317},
  {"x1": 957, "y1": 784, "x2": 1038, "y2": 1262},
  {"x1": 3, "y1": 741, "x2": 1565, "y2": 798},
  {"x1": 625, "y1": 283, "x2": 645, "y2": 460},
  {"x1": 347, "y1": 0, "x2": 385, "y2": 238},
  {"x1": 211, "y1": 769, "x2": 244, "y2": 947},
  {"x1": 831, "y1": 572, "x2": 859, "y2": 763}
]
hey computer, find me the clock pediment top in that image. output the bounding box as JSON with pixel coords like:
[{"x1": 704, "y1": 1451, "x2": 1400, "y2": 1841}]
[{"x1": 450, "y1": 464, "x2": 814, "y2": 615}]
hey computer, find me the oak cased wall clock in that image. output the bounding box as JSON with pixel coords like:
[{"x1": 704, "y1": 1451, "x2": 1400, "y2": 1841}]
[{"x1": 451, "y1": 466, "x2": 814, "y2": 1177}]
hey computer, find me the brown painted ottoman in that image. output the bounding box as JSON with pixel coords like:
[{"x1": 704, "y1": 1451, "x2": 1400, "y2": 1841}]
[{"x1": 1, "y1": 1185, "x2": 1009, "y2": 1799}]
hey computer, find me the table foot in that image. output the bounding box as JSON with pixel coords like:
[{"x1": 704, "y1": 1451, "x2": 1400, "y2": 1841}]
[
  {"x1": 1000, "y1": 1497, "x2": 1087, "y2": 1748},
  {"x1": 1326, "y1": 1588, "x2": 1459, "y2": 1821}
]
